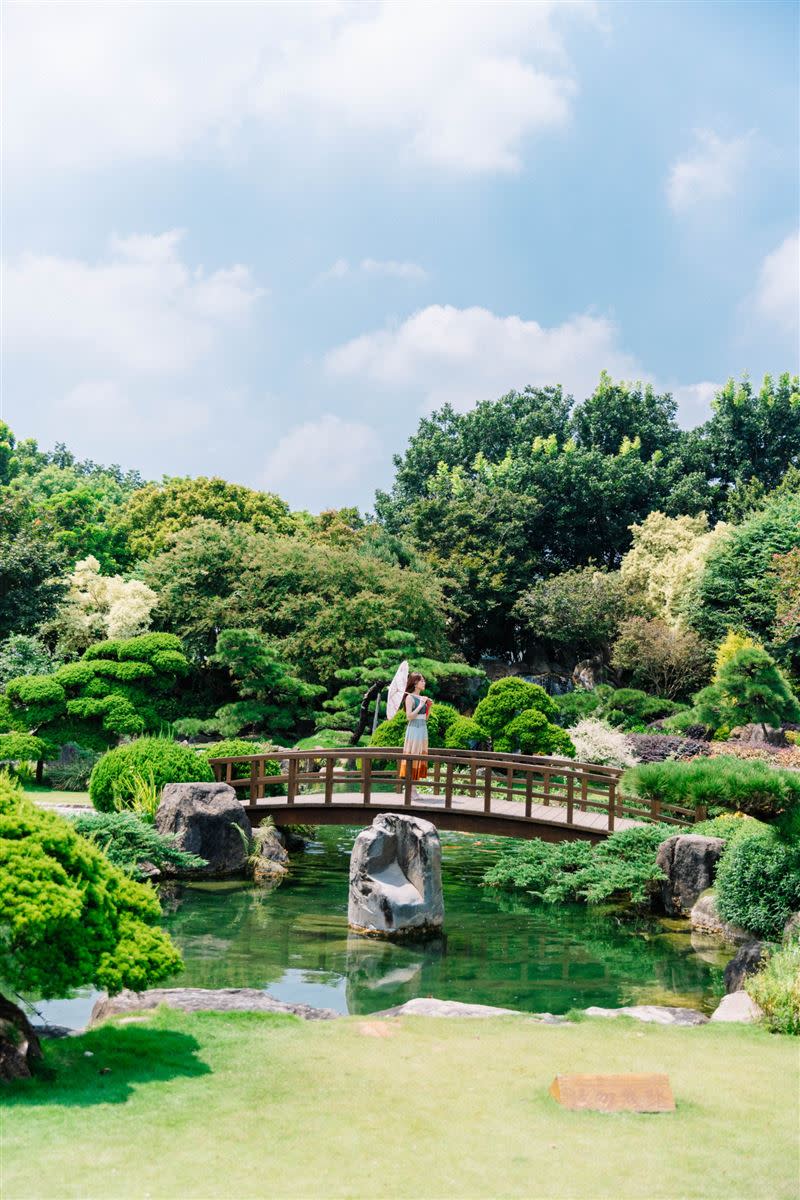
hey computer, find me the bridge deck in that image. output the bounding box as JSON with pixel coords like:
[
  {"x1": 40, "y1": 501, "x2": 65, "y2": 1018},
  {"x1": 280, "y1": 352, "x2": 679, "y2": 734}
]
[{"x1": 241, "y1": 790, "x2": 643, "y2": 842}]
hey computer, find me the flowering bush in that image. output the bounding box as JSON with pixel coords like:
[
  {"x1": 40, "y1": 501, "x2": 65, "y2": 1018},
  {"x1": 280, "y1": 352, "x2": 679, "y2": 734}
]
[{"x1": 567, "y1": 719, "x2": 638, "y2": 768}]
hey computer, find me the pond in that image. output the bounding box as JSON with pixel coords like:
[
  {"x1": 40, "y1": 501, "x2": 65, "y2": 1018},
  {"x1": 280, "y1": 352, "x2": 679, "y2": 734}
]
[{"x1": 32, "y1": 827, "x2": 732, "y2": 1029}]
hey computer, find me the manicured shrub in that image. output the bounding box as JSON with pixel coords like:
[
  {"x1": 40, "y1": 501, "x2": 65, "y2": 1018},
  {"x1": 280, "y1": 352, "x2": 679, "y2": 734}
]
[
  {"x1": 426, "y1": 702, "x2": 460, "y2": 743},
  {"x1": 597, "y1": 688, "x2": 685, "y2": 731},
  {"x1": 89, "y1": 737, "x2": 214, "y2": 813},
  {"x1": 622, "y1": 755, "x2": 800, "y2": 820},
  {"x1": 197, "y1": 738, "x2": 282, "y2": 795},
  {"x1": 626, "y1": 733, "x2": 711, "y2": 763},
  {"x1": 567, "y1": 719, "x2": 638, "y2": 768},
  {"x1": 73, "y1": 811, "x2": 207, "y2": 880},
  {"x1": 483, "y1": 823, "x2": 680, "y2": 904},
  {"x1": 715, "y1": 828, "x2": 800, "y2": 940},
  {"x1": 369, "y1": 710, "x2": 407, "y2": 748},
  {"x1": 694, "y1": 646, "x2": 800, "y2": 736},
  {"x1": 0, "y1": 732, "x2": 46, "y2": 764},
  {"x1": 552, "y1": 688, "x2": 604, "y2": 728},
  {"x1": 473, "y1": 678, "x2": 557, "y2": 739},
  {"x1": 444, "y1": 716, "x2": 490, "y2": 751},
  {"x1": 0, "y1": 777, "x2": 182, "y2": 1000},
  {"x1": 494, "y1": 708, "x2": 575, "y2": 758},
  {"x1": 746, "y1": 942, "x2": 800, "y2": 1035}
]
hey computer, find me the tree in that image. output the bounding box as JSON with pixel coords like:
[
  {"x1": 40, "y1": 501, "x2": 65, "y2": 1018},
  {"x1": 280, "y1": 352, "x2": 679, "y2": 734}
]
[
  {"x1": 119, "y1": 476, "x2": 297, "y2": 560},
  {"x1": 611, "y1": 617, "x2": 711, "y2": 700},
  {"x1": 687, "y1": 491, "x2": 800, "y2": 646},
  {"x1": 0, "y1": 777, "x2": 182, "y2": 1077},
  {"x1": 514, "y1": 568, "x2": 627, "y2": 661},
  {"x1": 3, "y1": 633, "x2": 191, "y2": 758},
  {"x1": 493, "y1": 708, "x2": 576, "y2": 757},
  {"x1": 570, "y1": 373, "x2": 681, "y2": 460},
  {"x1": 0, "y1": 635, "x2": 58, "y2": 688},
  {"x1": 706, "y1": 373, "x2": 800, "y2": 494},
  {"x1": 771, "y1": 548, "x2": 800, "y2": 662},
  {"x1": 693, "y1": 647, "x2": 800, "y2": 737},
  {"x1": 473, "y1": 678, "x2": 557, "y2": 740},
  {"x1": 143, "y1": 520, "x2": 450, "y2": 687},
  {"x1": 317, "y1": 629, "x2": 485, "y2": 745},
  {"x1": 47, "y1": 556, "x2": 158, "y2": 658},
  {"x1": 204, "y1": 629, "x2": 323, "y2": 740},
  {"x1": 619, "y1": 511, "x2": 729, "y2": 627},
  {"x1": 0, "y1": 494, "x2": 66, "y2": 640}
]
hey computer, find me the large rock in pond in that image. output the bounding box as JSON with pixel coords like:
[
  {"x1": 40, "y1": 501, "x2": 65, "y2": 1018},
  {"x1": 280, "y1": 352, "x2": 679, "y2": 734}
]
[
  {"x1": 690, "y1": 889, "x2": 752, "y2": 944},
  {"x1": 348, "y1": 813, "x2": 444, "y2": 937},
  {"x1": 656, "y1": 834, "x2": 725, "y2": 916},
  {"x1": 724, "y1": 942, "x2": 764, "y2": 993},
  {"x1": 155, "y1": 782, "x2": 251, "y2": 877}
]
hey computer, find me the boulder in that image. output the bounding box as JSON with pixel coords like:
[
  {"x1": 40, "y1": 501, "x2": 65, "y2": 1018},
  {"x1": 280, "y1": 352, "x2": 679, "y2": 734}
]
[
  {"x1": 724, "y1": 942, "x2": 764, "y2": 993},
  {"x1": 90, "y1": 987, "x2": 339, "y2": 1025},
  {"x1": 348, "y1": 813, "x2": 444, "y2": 937},
  {"x1": 583, "y1": 1005, "x2": 708, "y2": 1026},
  {"x1": 783, "y1": 912, "x2": 800, "y2": 943},
  {"x1": 710, "y1": 991, "x2": 764, "y2": 1024},
  {"x1": 252, "y1": 825, "x2": 289, "y2": 885},
  {"x1": 656, "y1": 835, "x2": 726, "y2": 916},
  {"x1": 0, "y1": 994, "x2": 42, "y2": 1081},
  {"x1": 372, "y1": 997, "x2": 566, "y2": 1022},
  {"x1": 728, "y1": 723, "x2": 786, "y2": 747},
  {"x1": 689, "y1": 889, "x2": 753, "y2": 944},
  {"x1": 155, "y1": 782, "x2": 251, "y2": 877}
]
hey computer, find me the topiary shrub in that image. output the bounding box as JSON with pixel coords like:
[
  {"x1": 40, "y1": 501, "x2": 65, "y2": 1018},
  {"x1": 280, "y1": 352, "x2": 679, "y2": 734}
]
[
  {"x1": 597, "y1": 688, "x2": 685, "y2": 731},
  {"x1": 197, "y1": 738, "x2": 282, "y2": 795},
  {"x1": 426, "y1": 702, "x2": 461, "y2": 744},
  {"x1": 494, "y1": 708, "x2": 576, "y2": 758},
  {"x1": 715, "y1": 828, "x2": 800, "y2": 940},
  {"x1": 622, "y1": 755, "x2": 800, "y2": 821},
  {"x1": 0, "y1": 732, "x2": 46, "y2": 765},
  {"x1": 552, "y1": 688, "x2": 603, "y2": 728},
  {"x1": 89, "y1": 737, "x2": 214, "y2": 813},
  {"x1": 473, "y1": 678, "x2": 557, "y2": 739},
  {"x1": 444, "y1": 716, "x2": 490, "y2": 751},
  {"x1": 369, "y1": 710, "x2": 407, "y2": 748},
  {"x1": 746, "y1": 942, "x2": 800, "y2": 1035},
  {"x1": 568, "y1": 719, "x2": 638, "y2": 768}
]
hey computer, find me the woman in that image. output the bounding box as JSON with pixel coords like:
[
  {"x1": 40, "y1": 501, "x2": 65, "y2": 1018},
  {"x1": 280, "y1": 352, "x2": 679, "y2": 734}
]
[{"x1": 398, "y1": 671, "x2": 431, "y2": 799}]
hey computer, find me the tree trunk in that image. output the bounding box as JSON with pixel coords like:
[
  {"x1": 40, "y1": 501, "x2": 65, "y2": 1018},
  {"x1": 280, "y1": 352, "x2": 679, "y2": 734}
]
[
  {"x1": 36, "y1": 757, "x2": 44, "y2": 785},
  {"x1": 350, "y1": 681, "x2": 385, "y2": 746},
  {"x1": 0, "y1": 992, "x2": 42, "y2": 1082}
]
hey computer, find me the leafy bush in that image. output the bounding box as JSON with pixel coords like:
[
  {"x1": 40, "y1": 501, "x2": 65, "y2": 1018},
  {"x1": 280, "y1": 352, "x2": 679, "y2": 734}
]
[
  {"x1": 597, "y1": 688, "x2": 685, "y2": 731},
  {"x1": 622, "y1": 755, "x2": 800, "y2": 820},
  {"x1": 294, "y1": 730, "x2": 355, "y2": 750},
  {"x1": 483, "y1": 824, "x2": 681, "y2": 904},
  {"x1": 659, "y1": 707, "x2": 713, "y2": 739},
  {"x1": 89, "y1": 737, "x2": 214, "y2": 813},
  {"x1": 0, "y1": 732, "x2": 45, "y2": 764},
  {"x1": 473, "y1": 678, "x2": 557, "y2": 739},
  {"x1": 494, "y1": 708, "x2": 576, "y2": 757},
  {"x1": 626, "y1": 733, "x2": 711, "y2": 763},
  {"x1": 552, "y1": 688, "x2": 604, "y2": 728},
  {"x1": 426, "y1": 702, "x2": 460, "y2": 743},
  {"x1": 0, "y1": 776, "x2": 182, "y2": 998},
  {"x1": 73, "y1": 810, "x2": 207, "y2": 880},
  {"x1": 444, "y1": 716, "x2": 490, "y2": 750},
  {"x1": 567, "y1": 719, "x2": 638, "y2": 768},
  {"x1": 715, "y1": 828, "x2": 800, "y2": 940},
  {"x1": 45, "y1": 744, "x2": 99, "y2": 791},
  {"x1": 611, "y1": 616, "x2": 711, "y2": 700},
  {"x1": 746, "y1": 942, "x2": 800, "y2": 1035},
  {"x1": 369, "y1": 710, "x2": 408, "y2": 748},
  {"x1": 197, "y1": 738, "x2": 282, "y2": 795}
]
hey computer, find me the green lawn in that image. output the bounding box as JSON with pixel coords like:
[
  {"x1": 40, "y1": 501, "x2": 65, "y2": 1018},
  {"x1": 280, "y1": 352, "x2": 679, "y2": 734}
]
[
  {"x1": 3, "y1": 1010, "x2": 798, "y2": 1200},
  {"x1": 22, "y1": 787, "x2": 91, "y2": 807}
]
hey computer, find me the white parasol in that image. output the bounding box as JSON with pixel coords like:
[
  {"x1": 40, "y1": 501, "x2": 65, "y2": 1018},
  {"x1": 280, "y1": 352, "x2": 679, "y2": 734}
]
[{"x1": 385, "y1": 660, "x2": 409, "y2": 720}]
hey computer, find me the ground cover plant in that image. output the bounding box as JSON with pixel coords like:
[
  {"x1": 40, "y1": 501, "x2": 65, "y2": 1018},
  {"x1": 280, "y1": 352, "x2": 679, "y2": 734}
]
[
  {"x1": 3, "y1": 1009, "x2": 797, "y2": 1200},
  {"x1": 622, "y1": 755, "x2": 800, "y2": 820},
  {"x1": 73, "y1": 810, "x2": 207, "y2": 880}
]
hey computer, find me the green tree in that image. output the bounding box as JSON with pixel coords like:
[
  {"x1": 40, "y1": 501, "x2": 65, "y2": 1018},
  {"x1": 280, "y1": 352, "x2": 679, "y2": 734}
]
[
  {"x1": 687, "y1": 491, "x2": 800, "y2": 646},
  {"x1": 0, "y1": 777, "x2": 182, "y2": 1076},
  {"x1": 205, "y1": 629, "x2": 323, "y2": 740},
  {"x1": 570, "y1": 374, "x2": 681, "y2": 459},
  {"x1": 694, "y1": 646, "x2": 800, "y2": 737},
  {"x1": 3, "y1": 633, "x2": 191, "y2": 758},
  {"x1": 0, "y1": 635, "x2": 58, "y2": 688},
  {"x1": 514, "y1": 567, "x2": 627, "y2": 661},
  {"x1": 493, "y1": 708, "x2": 576, "y2": 757},
  {"x1": 0, "y1": 494, "x2": 67, "y2": 640},
  {"x1": 473, "y1": 678, "x2": 558, "y2": 740},
  {"x1": 706, "y1": 373, "x2": 800, "y2": 494},
  {"x1": 120, "y1": 476, "x2": 297, "y2": 560}
]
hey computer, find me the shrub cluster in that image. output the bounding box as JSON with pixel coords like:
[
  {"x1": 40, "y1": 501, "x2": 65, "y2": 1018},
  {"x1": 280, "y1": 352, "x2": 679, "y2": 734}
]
[
  {"x1": 73, "y1": 810, "x2": 207, "y2": 880},
  {"x1": 45, "y1": 743, "x2": 99, "y2": 791},
  {"x1": 746, "y1": 942, "x2": 800, "y2": 1035},
  {"x1": 715, "y1": 828, "x2": 800, "y2": 940},
  {"x1": 196, "y1": 737, "x2": 283, "y2": 795},
  {"x1": 89, "y1": 736, "x2": 214, "y2": 812},
  {"x1": 567, "y1": 719, "x2": 637, "y2": 769},
  {"x1": 622, "y1": 755, "x2": 800, "y2": 820},
  {"x1": 626, "y1": 733, "x2": 711, "y2": 763}
]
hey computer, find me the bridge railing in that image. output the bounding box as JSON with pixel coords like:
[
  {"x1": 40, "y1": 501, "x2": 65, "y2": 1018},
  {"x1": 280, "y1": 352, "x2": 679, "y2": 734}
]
[{"x1": 207, "y1": 746, "x2": 703, "y2": 831}]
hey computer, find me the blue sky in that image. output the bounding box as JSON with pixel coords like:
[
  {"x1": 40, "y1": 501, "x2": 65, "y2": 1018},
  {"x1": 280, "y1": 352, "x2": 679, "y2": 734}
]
[{"x1": 3, "y1": 0, "x2": 798, "y2": 511}]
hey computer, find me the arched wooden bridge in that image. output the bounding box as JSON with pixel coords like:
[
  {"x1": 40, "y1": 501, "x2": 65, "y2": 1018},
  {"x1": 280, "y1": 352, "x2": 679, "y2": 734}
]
[{"x1": 208, "y1": 747, "x2": 701, "y2": 843}]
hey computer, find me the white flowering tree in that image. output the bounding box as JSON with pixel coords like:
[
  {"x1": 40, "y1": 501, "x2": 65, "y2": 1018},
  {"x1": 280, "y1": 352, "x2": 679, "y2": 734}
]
[{"x1": 49, "y1": 556, "x2": 158, "y2": 657}]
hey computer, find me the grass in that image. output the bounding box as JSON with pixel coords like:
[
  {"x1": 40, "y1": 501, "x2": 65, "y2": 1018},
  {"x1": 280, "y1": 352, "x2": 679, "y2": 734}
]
[
  {"x1": 22, "y1": 786, "x2": 91, "y2": 807},
  {"x1": 3, "y1": 1009, "x2": 798, "y2": 1200}
]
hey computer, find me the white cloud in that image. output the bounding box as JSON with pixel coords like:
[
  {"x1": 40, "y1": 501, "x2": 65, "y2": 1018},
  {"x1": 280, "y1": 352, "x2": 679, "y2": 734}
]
[
  {"x1": 3, "y1": 231, "x2": 263, "y2": 374},
  {"x1": 667, "y1": 129, "x2": 754, "y2": 212},
  {"x1": 672, "y1": 381, "x2": 720, "y2": 428},
  {"x1": 318, "y1": 257, "x2": 428, "y2": 284},
  {"x1": 325, "y1": 304, "x2": 645, "y2": 409},
  {"x1": 753, "y1": 231, "x2": 799, "y2": 336},
  {"x1": 262, "y1": 415, "x2": 383, "y2": 504},
  {"x1": 4, "y1": 1, "x2": 598, "y2": 176}
]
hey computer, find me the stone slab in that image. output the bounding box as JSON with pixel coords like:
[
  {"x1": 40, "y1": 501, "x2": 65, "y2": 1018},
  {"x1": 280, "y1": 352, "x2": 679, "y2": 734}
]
[
  {"x1": 550, "y1": 1073, "x2": 675, "y2": 1113},
  {"x1": 90, "y1": 987, "x2": 339, "y2": 1025},
  {"x1": 583, "y1": 1004, "x2": 708, "y2": 1026}
]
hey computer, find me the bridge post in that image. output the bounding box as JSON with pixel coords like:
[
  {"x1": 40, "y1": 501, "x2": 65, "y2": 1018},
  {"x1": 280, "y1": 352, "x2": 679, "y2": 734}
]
[
  {"x1": 403, "y1": 759, "x2": 414, "y2": 806},
  {"x1": 362, "y1": 757, "x2": 372, "y2": 805},
  {"x1": 286, "y1": 756, "x2": 297, "y2": 805},
  {"x1": 608, "y1": 777, "x2": 616, "y2": 832},
  {"x1": 324, "y1": 757, "x2": 334, "y2": 804},
  {"x1": 483, "y1": 768, "x2": 492, "y2": 814},
  {"x1": 445, "y1": 761, "x2": 453, "y2": 809},
  {"x1": 249, "y1": 759, "x2": 259, "y2": 804},
  {"x1": 524, "y1": 770, "x2": 533, "y2": 819},
  {"x1": 566, "y1": 775, "x2": 574, "y2": 825}
]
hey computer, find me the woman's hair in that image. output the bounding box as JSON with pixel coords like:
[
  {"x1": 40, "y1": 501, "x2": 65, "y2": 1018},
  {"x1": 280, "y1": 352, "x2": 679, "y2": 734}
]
[{"x1": 404, "y1": 671, "x2": 425, "y2": 699}]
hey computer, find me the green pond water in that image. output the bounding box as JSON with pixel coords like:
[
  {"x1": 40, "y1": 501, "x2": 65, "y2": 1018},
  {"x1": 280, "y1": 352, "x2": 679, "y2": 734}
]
[{"x1": 33, "y1": 827, "x2": 732, "y2": 1028}]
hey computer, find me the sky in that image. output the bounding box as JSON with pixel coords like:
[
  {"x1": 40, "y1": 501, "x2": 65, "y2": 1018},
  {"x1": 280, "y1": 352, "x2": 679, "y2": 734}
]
[{"x1": 2, "y1": 0, "x2": 798, "y2": 512}]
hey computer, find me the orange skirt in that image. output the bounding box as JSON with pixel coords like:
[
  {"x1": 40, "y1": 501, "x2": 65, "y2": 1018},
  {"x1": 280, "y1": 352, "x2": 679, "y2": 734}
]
[
  {"x1": 399, "y1": 720, "x2": 428, "y2": 780},
  {"x1": 398, "y1": 756, "x2": 428, "y2": 781}
]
